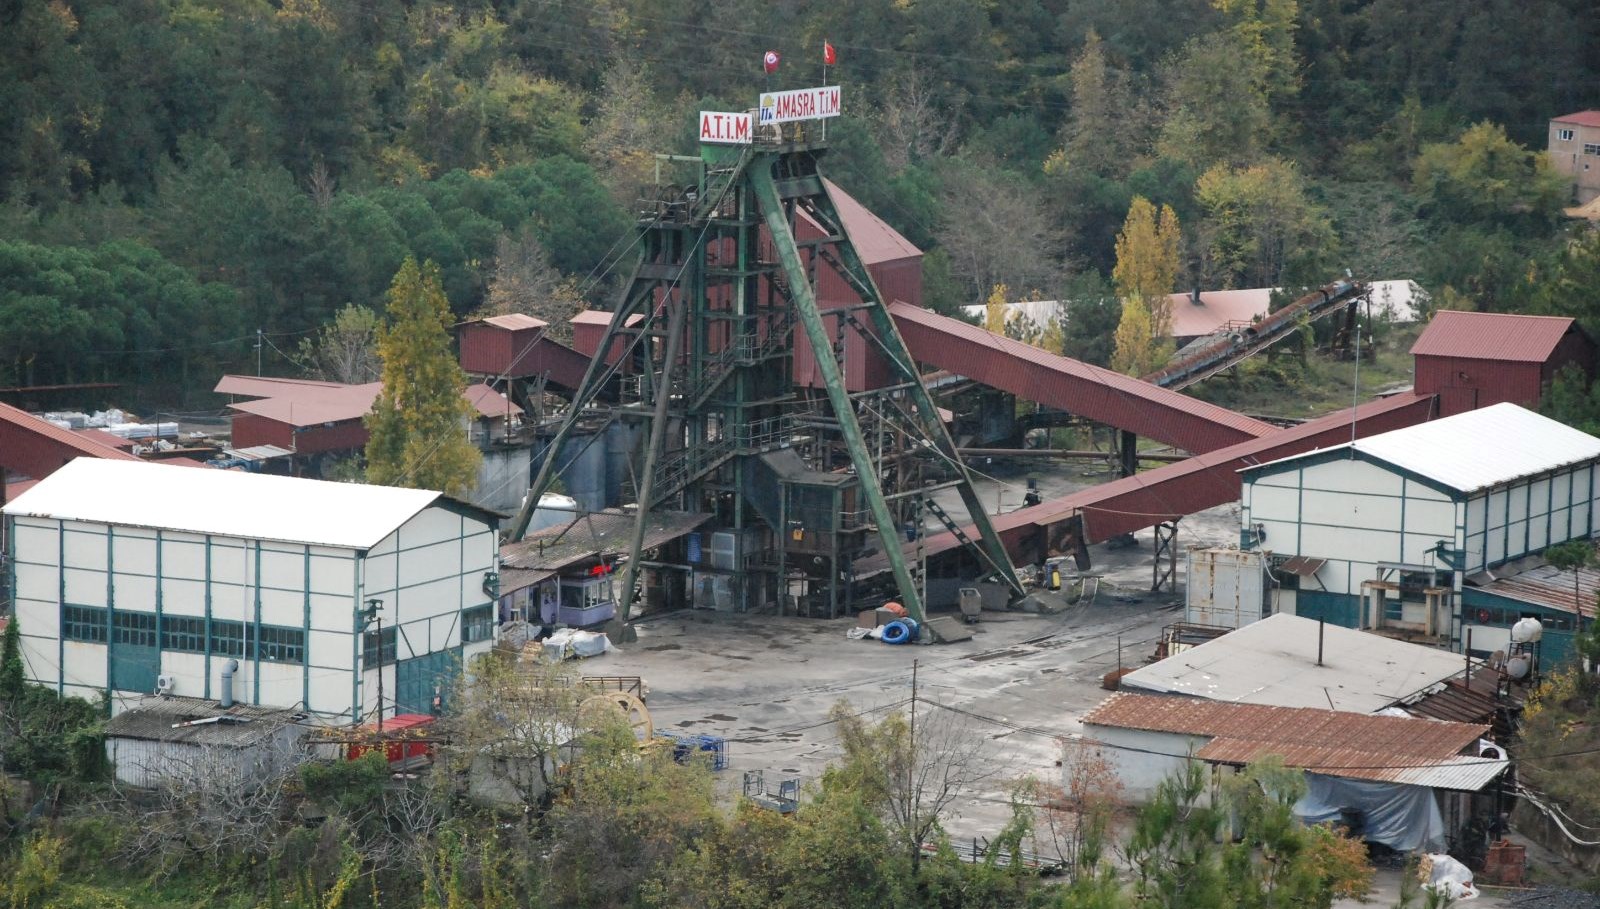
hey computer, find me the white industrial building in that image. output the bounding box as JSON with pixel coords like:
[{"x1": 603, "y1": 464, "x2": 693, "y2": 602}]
[
  {"x1": 1240, "y1": 403, "x2": 1600, "y2": 642},
  {"x1": 2, "y1": 458, "x2": 500, "y2": 722}
]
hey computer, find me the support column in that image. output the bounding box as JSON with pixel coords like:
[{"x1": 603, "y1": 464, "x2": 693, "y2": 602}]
[
  {"x1": 1152, "y1": 521, "x2": 1179, "y2": 593},
  {"x1": 1119, "y1": 430, "x2": 1138, "y2": 479}
]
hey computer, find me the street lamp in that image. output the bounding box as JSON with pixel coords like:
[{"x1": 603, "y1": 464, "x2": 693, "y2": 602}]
[{"x1": 362, "y1": 598, "x2": 384, "y2": 732}]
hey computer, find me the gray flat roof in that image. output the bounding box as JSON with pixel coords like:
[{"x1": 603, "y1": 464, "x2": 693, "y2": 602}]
[{"x1": 1119, "y1": 613, "x2": 1468, "y2": 713}]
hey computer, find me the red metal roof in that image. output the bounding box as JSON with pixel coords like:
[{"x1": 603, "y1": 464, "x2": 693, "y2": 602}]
[
  {"x1": 1410, "y1": 310, "x2": 1579, "y2": 363},
  {"x1": 463, "y1": 383, "x2": 523, "y2": 419},
  {"x1": 1553, "y1": 110, "x2": 1600, "y2": 128},
  {"x1": 75, "y1": 428, "x2": 137, "y2": 449},
  {"x1": 1084, "y1": 692, "x2": 1490, "y2": 786},
  {"x1": 1166, "y1": 288, "x2": 1272, "y2": 339},
  {"x1": 0, "y1": 401, "x2": 142, "y2": 482},
  {"x1": 220, "y1": 375, "x2": 518, "y2": 428},
  {"x1": 892, "y1": 301, "x2": 1277, "y2": 454},
  {"x1": 818, "y1": 179, "x2": 921, "y2": 266}
]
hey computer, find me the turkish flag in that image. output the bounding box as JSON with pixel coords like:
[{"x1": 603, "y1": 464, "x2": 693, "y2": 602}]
[
  {"x1": 763, "y1": 50, "x2": 780, "y2": 74},
  {"x1": 824, "y1": 41, "x2": 837, "y2": 66}
]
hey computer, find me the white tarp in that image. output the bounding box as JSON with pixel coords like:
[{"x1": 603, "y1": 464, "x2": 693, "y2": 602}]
[{"x1": 1294, "y1": 773, "x2": 1447, "y2": 853}]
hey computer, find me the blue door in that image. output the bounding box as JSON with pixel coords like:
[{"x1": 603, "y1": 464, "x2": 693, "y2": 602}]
[
  {"x1": 395, "y1": 648, "x2": 462, "y2": 715},
  {"x1": 109, "y1": 611, "x2": 160, "y2": 694}
]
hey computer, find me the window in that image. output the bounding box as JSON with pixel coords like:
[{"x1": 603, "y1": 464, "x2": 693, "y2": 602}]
[
  {"x1": 211, "y1": 619, "x2": 246, "y2": 657},
  {"x1": 62, "y1": 605, "x2": 107, "y2": 643},
  {"x1": 461, "y1": 604, "x2": 495, "y2": 644},
  {"x1": 255, "y1": 625, "x2": 305, "y2": 664},
  {"x1": 1586, "y1": 144, "x2": 1600, "y2": 157},
  {"x1": 161, "y1": 616, "x2": 207, "y2": 653},
  {"x1": 112, "y1": 611, "x2": 157, "y2": 648},
  {"x1": 1559, "y1": 128, "x2": 1575, "y2": 142},
  {"x1": 364, "y1": 626, "x2": 397, "y2": 667}
]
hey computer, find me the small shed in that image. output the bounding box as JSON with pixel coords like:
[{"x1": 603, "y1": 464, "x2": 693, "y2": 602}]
[
  {"x1": 458, "y1": 314, "x2": 548, "y2": 377},
  {"x1": 104, "y1": 695, "x2": 309, "y2": 788},
  {"x1": 1411, "y1": 310, "x2": 1596, "y2": 416},
  {"x1": 1082, "y1": 692, "x2": 1506, "y2": 852}
]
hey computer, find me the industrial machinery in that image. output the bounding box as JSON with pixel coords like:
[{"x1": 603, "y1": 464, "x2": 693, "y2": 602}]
[{"x1": 509, "y1": 106, "x2": 1024, "y2": 631}]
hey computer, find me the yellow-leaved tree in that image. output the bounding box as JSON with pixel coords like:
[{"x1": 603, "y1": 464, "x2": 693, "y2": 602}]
[
  {"x1": 365, "y1": 258, "x2": 482, "y2": 496},
  {"x1": 983, "y1": 283, "x2": 1011, "y2": 336},
  {"x1": 1111, "y1": 296, "x2": 1159, "y2": 377}
]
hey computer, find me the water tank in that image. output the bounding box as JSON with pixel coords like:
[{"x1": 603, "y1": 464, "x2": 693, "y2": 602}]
[{"x1": 1511, "y1": 617, "x2": 1544, "y2": 644}]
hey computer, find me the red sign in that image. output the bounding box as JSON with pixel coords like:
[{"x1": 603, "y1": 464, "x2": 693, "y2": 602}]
[{"x1": 699, "y1": 110, "x2": 753, "y2": 145}]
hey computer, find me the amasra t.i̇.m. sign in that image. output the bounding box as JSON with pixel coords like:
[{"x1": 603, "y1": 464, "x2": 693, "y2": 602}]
[
  {"x1": 699, "y1": 111, "x2": 753, "y2": 145},
  {"x1": 757, "y1": 85, "x2": 841, "y2": 125}
]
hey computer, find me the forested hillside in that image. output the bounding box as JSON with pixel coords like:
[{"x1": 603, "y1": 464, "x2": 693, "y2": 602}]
[{"x1": 3, "y1": 0, "x2": 1599, "y2": 403}]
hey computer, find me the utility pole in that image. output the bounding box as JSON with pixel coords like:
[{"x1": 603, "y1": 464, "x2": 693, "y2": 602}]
[
  {"x1": 256, "y1": 328, "x2": 264, "y2": 376},
  {"x1": 376, "y1": 613, "x2": 384, "y2": 734},
  {"x1": 909, "y1": 658, "x2": 918, "y2": 755}
]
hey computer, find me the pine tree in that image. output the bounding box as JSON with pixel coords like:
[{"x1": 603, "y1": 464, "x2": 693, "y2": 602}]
[
  {"x1": 0, "y1": 614, "x2": 25, "y2": 699},
  {"x1": 364, "y1": 258, "x2": 482, "y2": 497}
]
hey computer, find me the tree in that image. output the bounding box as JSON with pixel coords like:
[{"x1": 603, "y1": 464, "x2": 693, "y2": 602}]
[
  {"x1": 1113, "y1": 197, "x2": 1182, "y2": 340},
  {"x1": 984, "y1": 283, "x2": 1013, "y2": 335},
  {"x1": 1212, "y1": 0, "x2": 1301, "y2": 102},
  {"x1": 483, "y1": 227, "x2": 585, "y2": 341},
  {"x1": 1195, "y1": 157, "x2": 1334, "y2": 288},
  {"x1": 296, "y1": 303, "x2": 381, "y2": 384},
  {"x1": 1157, "y1": 31, "x2": 1270, "y2": 172},
  {"x1": 935, "y1": 164, "x2": 1064, "y2": 303},
  {"x1": 365, "y1": 258, "x2": 481, "y2": 496},
  {"x1": 0, "y1": 616, "x2": 23, "y2": 701},
  {"x1": 1059, "y1": 30, "x2": 1138, "y2": 180},
  {"x1": 1413, "y1": 122, "x2": 1568, "y2": 232},
  {"x1": 1111, "y1": 294, "x2": 1161, "y2": 377},
  {"x1": 827, "y1": 700, "x2": 998, "y2": 875},
  {"x1": 1543, "y1": 540, "x2": 1596, "y2": 638}
]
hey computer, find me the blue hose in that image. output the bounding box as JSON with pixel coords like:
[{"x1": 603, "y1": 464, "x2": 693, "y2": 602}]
[{"x1": 881, "y1": 618, "x2": 919, "y2": 645}]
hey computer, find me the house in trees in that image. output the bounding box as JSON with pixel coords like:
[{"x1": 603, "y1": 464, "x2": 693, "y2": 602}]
[{"x1": 1549, "y1": 110, "x2": 1600, "y2": 205}]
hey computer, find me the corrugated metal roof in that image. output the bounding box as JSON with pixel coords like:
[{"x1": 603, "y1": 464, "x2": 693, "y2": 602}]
[
  {"x1": 105, "y1": 695, "x2": 301, "y2": 746},
  {"x1": 3, "y1": 457, "x2": 449, "y2": 550},
  {"x1": 1554, "y1": 110, "x2": 1600, "y2": 128},
  {"x1": 463, "y1": 384, "x2": 523, "y2": 419},
  {"x1": 502, "y1": 510, "x2": 711, "y2": 572},
  {"x1": 222, "y1": 376, "x2": 518, "y2": 426},
  {"x1": 214, "y1": 375, "x2": 346, "y2": 397},
  {"x1": 1117, "y1": 613, "x2": 1469, "y2": 712},
  {"x1": 1410, "y1": 310, "x2": 1579, "y2": 362},
  {"x1": 823, "y1": 178, "x2": 921, "y2": 265},
  {"x1": 1474, "y1": 560, "x2": 1600, "y2": 617},
  {"x1": 1085, "y1": 692, "x2": 1501, "y2": 789},
  {"x1": 1248, "y1": 402, "x2": 1600, "y2": 494},
  {"x1": 75, "y1": 428, "x2": 137, "y2": 449},
  {"x1": 1167, "y1": 288, "x2": 1271, "y2": 339},
  {"x1": 480, "y1": 313, "x2": 547, "y2": 331},
  {"x1": 222, "y1": 444, "x2": 295, "y2": 461}
]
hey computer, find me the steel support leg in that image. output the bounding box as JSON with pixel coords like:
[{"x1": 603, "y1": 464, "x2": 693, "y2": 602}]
[
  {"x1": 750, "y1": 167, "x2": 931, "y2": 626},
  {"x1": 1152, "y1": 521, "x2": 1179, "y2": 593},
  {"x1": 618, "y1": 299, "x2": 687, "y2": 623}
]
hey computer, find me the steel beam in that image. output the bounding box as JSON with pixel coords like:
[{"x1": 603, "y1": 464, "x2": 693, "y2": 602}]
[{"x1": 749, "y1": 165, "x2": 933, "y2": 625}]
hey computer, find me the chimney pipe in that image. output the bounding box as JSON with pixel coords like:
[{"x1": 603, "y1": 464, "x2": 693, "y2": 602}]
[
  {"x1": 220, "y1": 658, "x2": 239, "y2": 709},
  {"x1": 1191, "y1": 285, "x2": 1202, "y2": 305},
  {"x1": 1316, "y1": 619, "x2": 1325, "y2": 667}
]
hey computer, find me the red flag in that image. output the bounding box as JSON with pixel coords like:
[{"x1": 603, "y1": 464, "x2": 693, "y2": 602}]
[
  {"x1": 763, "y1": 50, "x2": 780, "y2": 74},
  {"x1": 824, "y1": 41, "x2": 837, "y2": 66}
]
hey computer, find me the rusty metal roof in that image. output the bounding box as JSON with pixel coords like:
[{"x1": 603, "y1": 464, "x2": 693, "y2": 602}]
[
  {"x1": 1473, "y1": 561, "x2": 1600, "y2": 617},
  {"x1": 501, "y1": 510, "x2": 710, "y2": 572},
  {"x1": 1553, "y1": 110, "x2": 1600, "y2": 128},
  {"x1": 1410, "y1": 310, "x2": 1581, "y2": 363},
  {"x1": 1404, "y1": 678, "x2": 1500, "y2": 726},
  {"x1": 1084, "y1": 692, "x2": 1501, "y2": 790},
  {"x1": 221, "y1": 376, "x2": 519, "y2": 427}
]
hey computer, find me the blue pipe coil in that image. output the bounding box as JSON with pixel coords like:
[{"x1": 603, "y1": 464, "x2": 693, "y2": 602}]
[{"x1": 881, "y1": 618, "x2": 919, "y2": 645}]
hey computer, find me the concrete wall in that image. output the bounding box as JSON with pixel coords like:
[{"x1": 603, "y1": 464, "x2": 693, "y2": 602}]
[
  {"x1": 1244, "y1": 456, "x2": 1460, "y2": 603},
  {"x1": 475, "y1": 443, "x2": 533, "y2": 514},
  {"x1": 1084, "y1": 724, "x2": 1212, "y2": 802},
  {"x1": 1549, "y1": 121, "x2": 1600, "y2": 204}
]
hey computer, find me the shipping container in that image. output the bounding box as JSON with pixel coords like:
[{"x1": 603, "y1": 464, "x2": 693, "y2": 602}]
[{"x1": 1184, "y1": 548, "x2": 1269, "y2": 629}]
